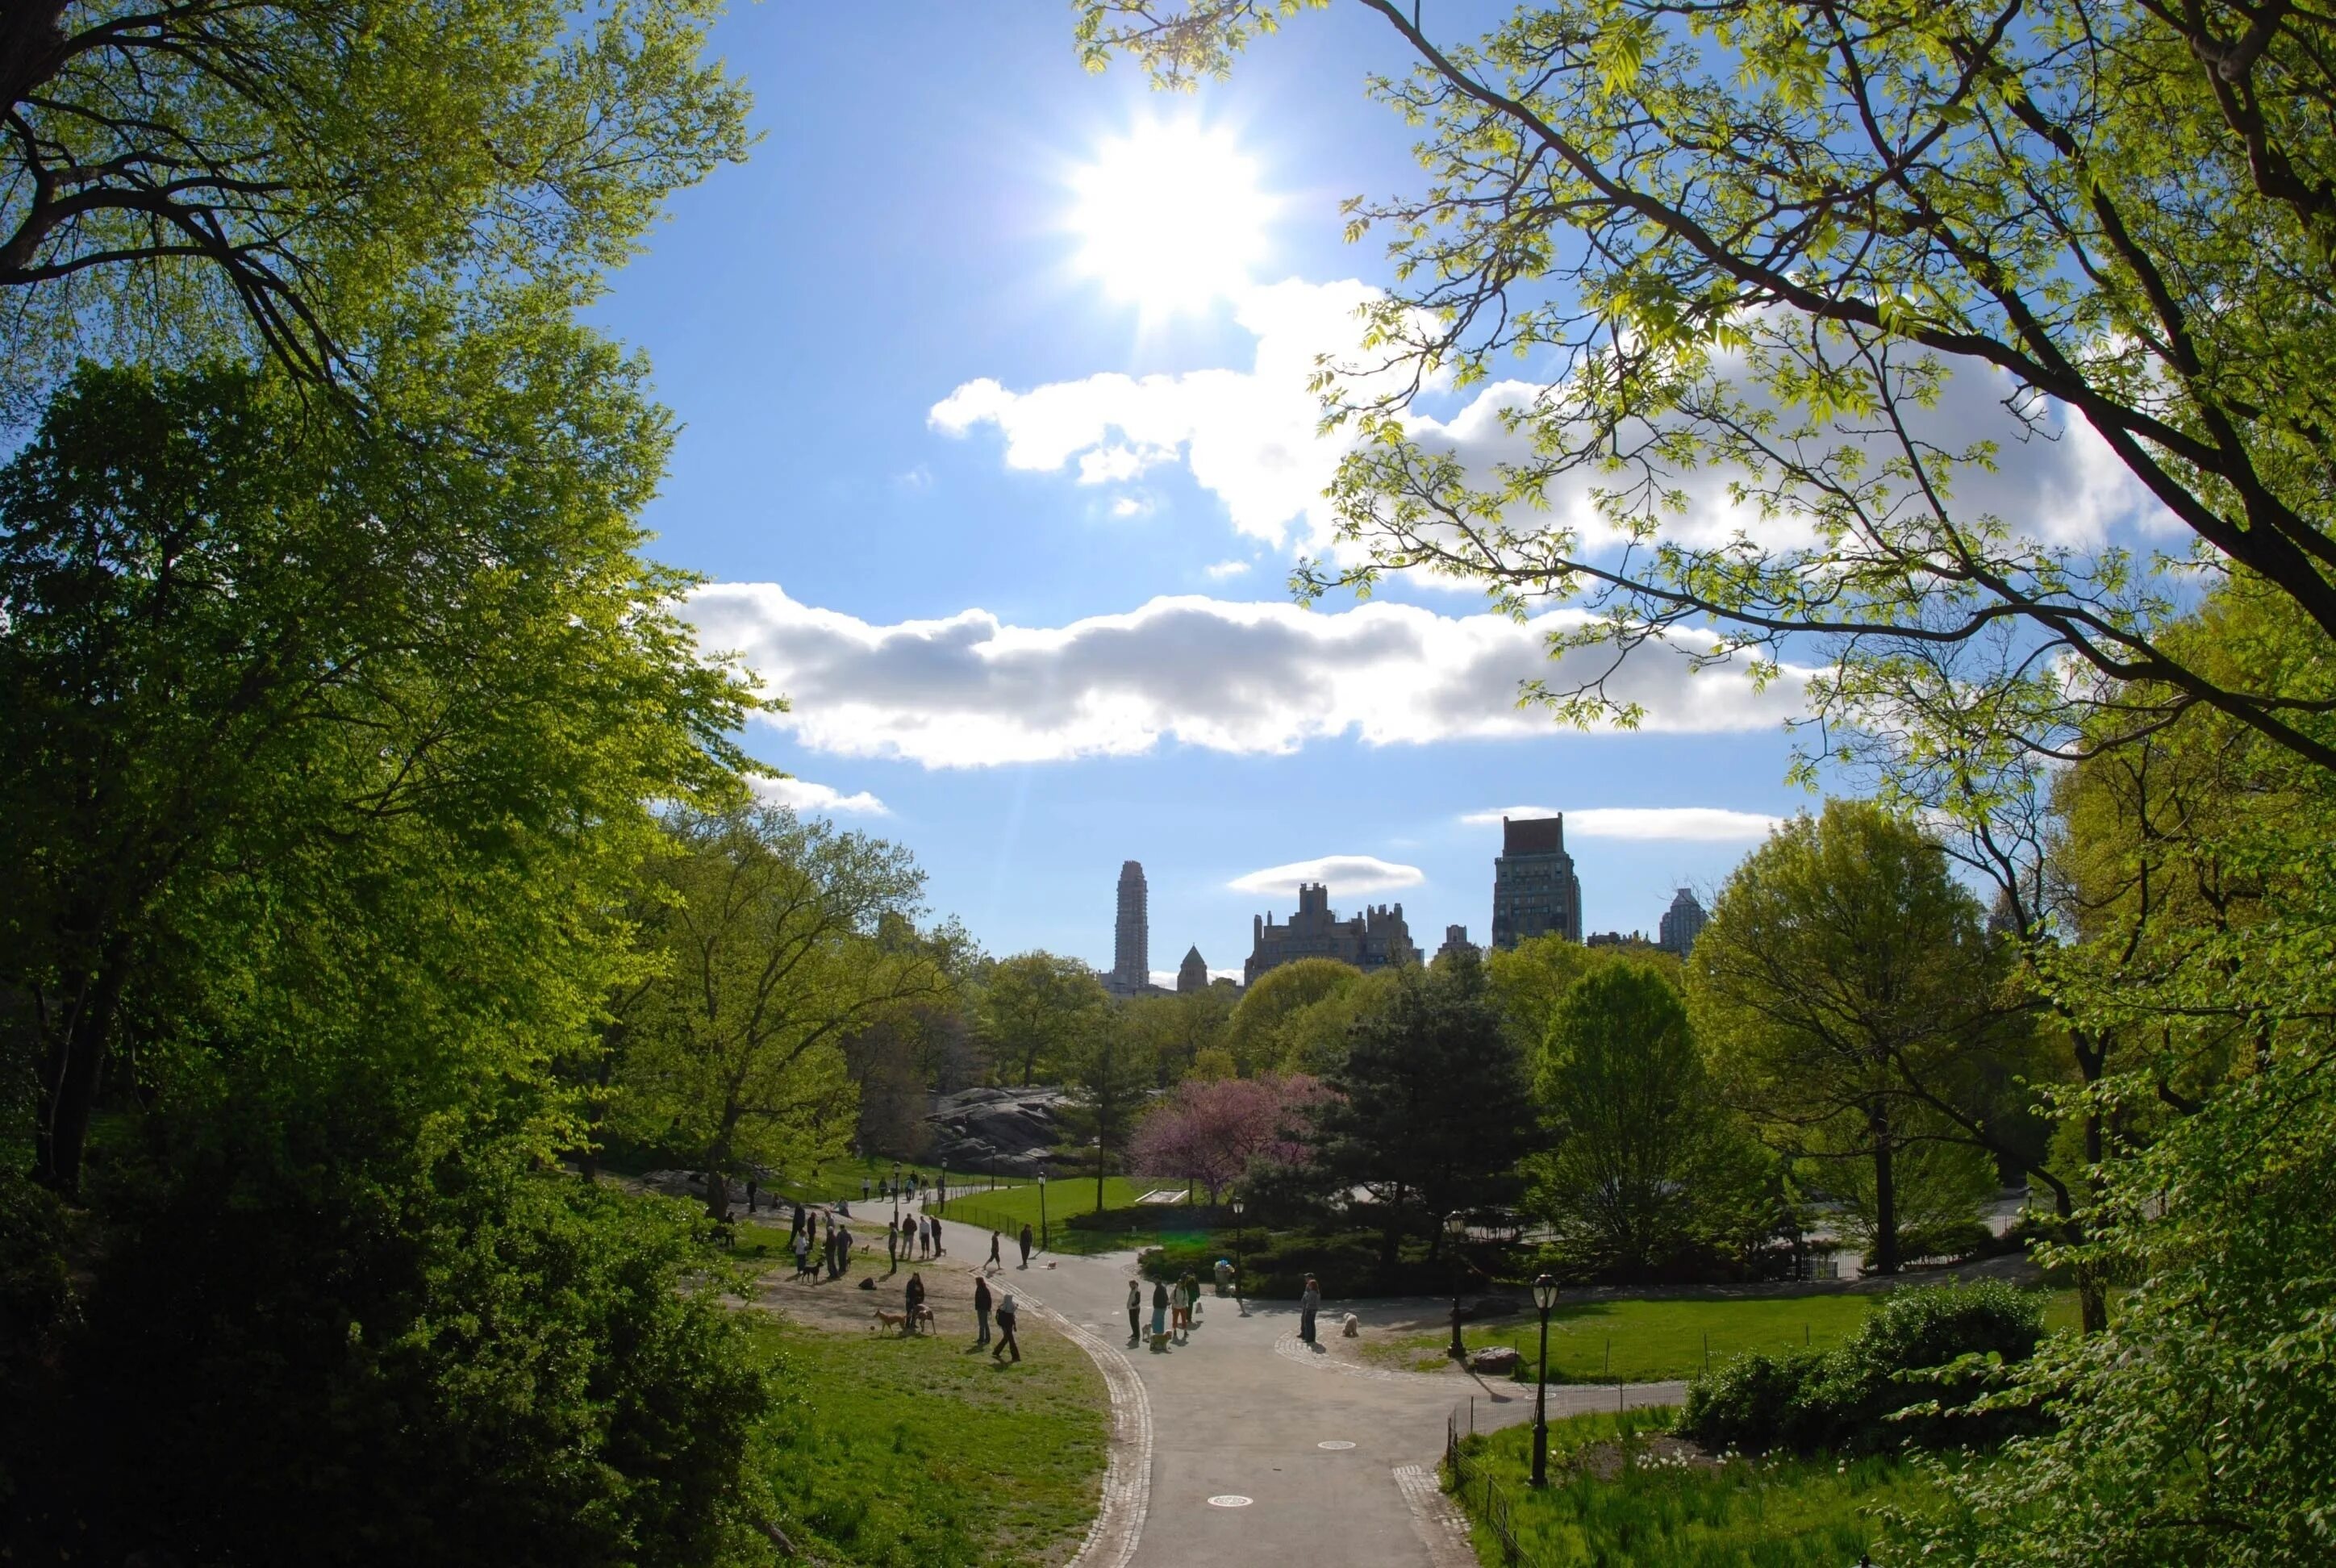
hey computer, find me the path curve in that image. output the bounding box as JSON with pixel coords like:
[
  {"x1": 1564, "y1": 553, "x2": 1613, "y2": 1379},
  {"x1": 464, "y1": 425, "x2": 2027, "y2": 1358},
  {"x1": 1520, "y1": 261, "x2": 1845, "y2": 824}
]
[
  {"x1": 1020, "y1": 1291, "x2": 1153, "y2": 1568},
  {"x1": 1272, "y1": 1329, "x2": 1692, "y2": 1413}
]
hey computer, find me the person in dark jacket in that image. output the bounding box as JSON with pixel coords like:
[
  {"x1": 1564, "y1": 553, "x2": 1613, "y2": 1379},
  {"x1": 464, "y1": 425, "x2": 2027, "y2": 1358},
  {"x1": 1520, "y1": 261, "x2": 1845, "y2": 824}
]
[
  {"x1": 1150, "y1": 1279, "x2": 1170, "y2": 1342},
  {"x1": 987, "y1": 1229, "x2": 1002, "y2": 1273},
  {"x1": 973, "y1": 1274, "x2": 993, "y2": 1347},
  {"x1": 903, "y1": 1272, "x2": 926, "y2": 1333},
  {"x1": 1126, "y1": 1278, "x2": 1143, "y2": 1344},
  {"x1": 1018, "y1": 1222, "x2": 1034, "y2": 1268},
  {"x1": 1299, "y1": 1275, "x2": 1321, "y2": 1345},
  {"x1": 992, "y1": 1287, "x2": 1020, "y2": 1363}
]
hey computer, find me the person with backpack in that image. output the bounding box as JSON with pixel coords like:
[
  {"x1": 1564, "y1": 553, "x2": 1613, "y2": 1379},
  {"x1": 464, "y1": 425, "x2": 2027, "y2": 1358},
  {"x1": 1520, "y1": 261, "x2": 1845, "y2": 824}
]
[
  {"x1": 992, "y1": 1286, "x2": 1020, "y2": 1363},
  {"x1": 973, "y1": 1274, "x2": 994, "y2": 1348}
]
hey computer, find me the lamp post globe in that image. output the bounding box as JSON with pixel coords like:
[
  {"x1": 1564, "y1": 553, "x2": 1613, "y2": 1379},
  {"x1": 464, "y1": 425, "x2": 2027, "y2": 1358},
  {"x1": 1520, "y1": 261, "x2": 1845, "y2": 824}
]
[
  {"x1": 1445, "y1": 1211, "x2": 1469, "y2": 1361},
  {"x1": 1530, "y1": 1273, "x2": 1558, "y2": 1487}
]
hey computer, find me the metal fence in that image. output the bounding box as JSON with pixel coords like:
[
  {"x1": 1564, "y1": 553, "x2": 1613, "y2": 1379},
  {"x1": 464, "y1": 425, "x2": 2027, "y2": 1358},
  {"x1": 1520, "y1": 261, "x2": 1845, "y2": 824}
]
[{"x1": 1444, "y1": 1399, "x2": 1544, "y2": 1567}]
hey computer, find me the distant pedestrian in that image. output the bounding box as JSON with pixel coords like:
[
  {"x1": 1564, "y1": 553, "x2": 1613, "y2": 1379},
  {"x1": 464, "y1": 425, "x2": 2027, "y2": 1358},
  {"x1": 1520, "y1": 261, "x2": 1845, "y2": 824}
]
[
  {"x1": 1126, "y1": 1278, "x2": 1142, "y2": 1344},
  {"x1": 1183, "y1": 1270, "x2": 1203, "y2": 1324},
  {"x1": 791, "y1": 1226, "x2": 811, "y2": 1281},
  {"x1": 862, "y1": 1177, "x2": 870, "y2": 1201},
  {"x1": 1171, "y1": 1275, "x2": 1191, "y2": 1338},
  {"x1": 1299, "y1": 1275, "x2": 1320, "y2": 1345},
  {"x1": 887, "y1": 1216, "x2": 899, "y2": 1270},
  {"x1": 1151, "y1": 1279, "x2": 1169, "y2": 1341},
  {"x1": 973, "y1": 1275, "x2": 993, "y2": 1347},
  {"x1": 1019, "y1": 1223, "x2": 1033, "y2": 1268},
  {"x1": 987, "y1": 1230, "x2": 1002, "y2": 1273},
  {"x1": 836, "y1": 1224, "x2": 854, "y2": 1278},
  {"x1": 993, "y1": 1287, "x2": 1020, "y2": 1363},
  {"x1": 904, "y1": 1271, "x2": 926, "y2": 1333}
]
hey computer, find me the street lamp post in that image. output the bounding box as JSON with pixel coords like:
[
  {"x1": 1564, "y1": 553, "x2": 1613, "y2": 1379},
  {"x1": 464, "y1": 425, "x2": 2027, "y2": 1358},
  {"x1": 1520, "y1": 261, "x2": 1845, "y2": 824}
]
[
  {"x1": 1531, "y1": 1273, "x2": 1558, "y2": 1487},
  {"x1": 1231, "y1": 1197, "x2": 1247, "y2": 1316},
  {"x1": 1445, "y1": 1211, "x2": 1469, "y2": 1362},
  {"x1": 1038, "y1": 1173, "x2": 1049, "y2": 1252}
]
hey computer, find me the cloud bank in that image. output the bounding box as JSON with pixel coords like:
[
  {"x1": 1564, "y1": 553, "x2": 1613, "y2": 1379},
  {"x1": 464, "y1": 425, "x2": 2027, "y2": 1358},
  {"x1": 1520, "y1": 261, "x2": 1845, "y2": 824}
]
[
  {"x1": 932, "y1": 278, "x2": 2175, "y2": 561},
  {"x1": 1462, "y1": 806, "x2": 1784, "y2": 841},
  {"x1": 686, "y1": 585, "x2": 1813, "y2": 769},
  {"x1": 1226, "y1": 855, "x2": 1425, "y2": 898}
]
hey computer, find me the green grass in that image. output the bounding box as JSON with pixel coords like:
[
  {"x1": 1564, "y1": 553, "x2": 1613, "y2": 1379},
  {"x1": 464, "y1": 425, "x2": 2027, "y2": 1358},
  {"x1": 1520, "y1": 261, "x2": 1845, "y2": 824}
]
[
  {"x1": 765, "y1": 1154, "x2": 1002, "y2": 1207},
  {"x1": 1366, "y1": 1289, "x2": 2082, "y2": 1382},
  {"x1": 1450, "y1": 1409, "x2": 1951, "y2": 1566},
  {"x1": 748, "y1": 1314, "x2": 1108, "y2": 1566},
  {"x1": 935, "y1": 1177, "x2": 1212, "y2": 1257}
]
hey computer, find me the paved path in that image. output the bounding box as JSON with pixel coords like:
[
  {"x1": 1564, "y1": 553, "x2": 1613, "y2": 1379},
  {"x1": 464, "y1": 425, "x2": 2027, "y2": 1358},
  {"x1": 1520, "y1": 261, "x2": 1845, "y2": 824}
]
[{"x1": 932, "y1": 1212, "x2": 1685, "y2": 1568}]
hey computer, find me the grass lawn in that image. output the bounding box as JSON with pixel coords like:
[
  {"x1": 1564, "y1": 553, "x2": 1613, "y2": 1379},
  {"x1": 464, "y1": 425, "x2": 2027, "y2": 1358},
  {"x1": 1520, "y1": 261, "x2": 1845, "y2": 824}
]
[
  {"x1": 765, "y1": 1153, "x2": 1009, "y2": 1207},
  {"x1": 1450, "y1": 1408, "x2": 1952, "y2": 1566},
  {"x1": 1366, "y1": 1288, "x2": 2082, "y2": 1382},
  {"x1": 936, "y1": 1177, "x2": 1212, "y2": 1257},
  {"x1": 747, "y1": 1315, "x2": 1108, "y2": 1566}
]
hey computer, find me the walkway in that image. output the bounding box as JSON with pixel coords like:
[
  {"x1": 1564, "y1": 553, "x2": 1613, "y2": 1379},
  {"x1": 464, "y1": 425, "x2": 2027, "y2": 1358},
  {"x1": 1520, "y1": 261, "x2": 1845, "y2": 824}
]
[{"x1": 931, "y1": 1211, "x2": 1685, "y2": 1568}]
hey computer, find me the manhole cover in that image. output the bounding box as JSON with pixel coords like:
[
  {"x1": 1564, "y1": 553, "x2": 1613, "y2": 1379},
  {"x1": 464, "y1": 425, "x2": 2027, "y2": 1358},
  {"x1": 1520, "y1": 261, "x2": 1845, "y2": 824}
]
[
  {"x1": 1317, "y1": 1441, "x2": 1356, "y2": 1450},
  {"x1": 1207, "y1": 1495, "x2": 1253, "y2": 1508}
]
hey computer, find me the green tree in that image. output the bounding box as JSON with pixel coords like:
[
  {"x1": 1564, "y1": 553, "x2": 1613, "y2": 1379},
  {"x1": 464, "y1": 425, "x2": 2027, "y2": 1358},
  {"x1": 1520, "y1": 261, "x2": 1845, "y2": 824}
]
[
  {"x1": 978, "y1": 953, "x2": 1111, "y2": 1086},
  {"x1": 0, "y1": 352, "x2": 753, "y2": 1195},
  {"x1": 1487, "y1": 932, "x2": 1681, "y2": 1050},
  {"x1": 0, "y1": 0, "x2": 749, "y2": 392},
  {"x1": 1079, "y1": 0, "x2": 2336, "y2": 781},
  {"x1": 1222, "y1": 957, "x2": 1361, "y2": 1074},
  {"x1": 1312, "y1": 954, "x2": 1536, "y2": 1263},
  {"x1": 1531, "y1": 961, "x2": 1764, "y2": 1279},
  {"x1": 1060, "y1": 1009, "x2": 1156, "y2": 1215},
  {"x1": 1688, "y1": 801, "x2": 2023, "y2": 1274},
  {"x1": 613, "y1": 807, "x2": 947, "y2": 1220}
]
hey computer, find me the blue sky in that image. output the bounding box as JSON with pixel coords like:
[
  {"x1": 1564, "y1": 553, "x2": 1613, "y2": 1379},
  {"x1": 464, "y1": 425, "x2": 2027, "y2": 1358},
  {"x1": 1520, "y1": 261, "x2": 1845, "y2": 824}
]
[{"x1": 585, "y1": 4, "x2": 2140, "y2": 979}]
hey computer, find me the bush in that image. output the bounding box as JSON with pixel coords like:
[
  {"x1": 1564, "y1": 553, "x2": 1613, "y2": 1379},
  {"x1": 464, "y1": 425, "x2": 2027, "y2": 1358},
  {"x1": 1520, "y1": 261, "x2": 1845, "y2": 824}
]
[
  {"x1": 1867, "y1": 1219, "x2": 1995, "y2": 1270},
  {"x1": 4, "y1": 1137, "x2": 775, "y2": 1567},
  {"x1": 1679, "y1": 1282, "x2": 2047, "y2": 1456},
  {"x1": 1140, "y1": 1228, "x2": 1395, "y2": 1298}
]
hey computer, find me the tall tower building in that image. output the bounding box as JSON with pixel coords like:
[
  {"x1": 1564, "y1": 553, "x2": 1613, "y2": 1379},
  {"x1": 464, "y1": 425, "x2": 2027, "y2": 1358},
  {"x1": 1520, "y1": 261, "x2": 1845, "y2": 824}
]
[
  {"x1": 1108, "y1": 861, "x2": 1149, "y2": 995},
  {"x1": 1491, "y1": 815, "x2": 1583, "y2": 948},
  {"x1": 1658, "y1": 887, "x2": 1708, "y2": 956}
]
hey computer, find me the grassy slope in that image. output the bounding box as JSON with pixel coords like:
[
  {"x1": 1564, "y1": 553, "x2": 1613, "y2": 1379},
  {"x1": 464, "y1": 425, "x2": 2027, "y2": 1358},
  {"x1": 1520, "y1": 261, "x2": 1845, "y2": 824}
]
[
  {"x1": 1370, "y1": 1289, "x2": 2083, "y2": 1382},
  {"x1": 935, "y1": 1178, "x2": 1213, "y2": 1256},
  {"x1": 749, "y1": 1316, "x2": 1108, "y2": 1567},
  {"x1": 1453, "y1": 1410, "x2": 1950, "y2": 1566}
]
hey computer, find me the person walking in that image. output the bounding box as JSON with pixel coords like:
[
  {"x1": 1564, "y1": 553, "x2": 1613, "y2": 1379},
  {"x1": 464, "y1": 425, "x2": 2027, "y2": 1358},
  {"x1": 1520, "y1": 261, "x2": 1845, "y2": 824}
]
[
  {"x1": 886, "y1": 1216, "x2": 899, "y2": 1272},
  {"x1": 862, "y1": 1176, "x2": 870, "y2": 1202},
  {"x1": 1299, "y1": 1275, "x2": 1321, "y2": 1345},
  {"x1": 791, "y1": 1224, "x2": 811, "y2": 1282},
  {"x1": 1126, "y1": 1278, "x2": 1142, "y2": 1345},
  {"x1": 903, "y1": 1271, "x2": 926, "y2": 1334},
  {"x1": 987, "y1": 1230, "x2": 1001, "y2": 1274},
  {"x1": 1150, "y1": 1279, "x2": 1169, "y2": 1343},
  {"x1": 745, "y1": 1177, "x2": 758, "y2": 1215},
  {"x1": 992, "y1": 1287, "x2": 1020, "y2": 1363},
  {"x1": 973, "y1": 1274, "x2": 993, "y2": 1347},
  {"x1": 1018, "y1": 1223, "x2": 1033, "y2": 1268}
]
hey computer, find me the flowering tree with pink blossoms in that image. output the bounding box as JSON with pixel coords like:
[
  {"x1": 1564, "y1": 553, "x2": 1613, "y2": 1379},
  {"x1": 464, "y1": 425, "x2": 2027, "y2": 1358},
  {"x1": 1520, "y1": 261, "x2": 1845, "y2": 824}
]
[{"x1": 1128, "y1": 1073, "x2": 1329, "y2": 1206}]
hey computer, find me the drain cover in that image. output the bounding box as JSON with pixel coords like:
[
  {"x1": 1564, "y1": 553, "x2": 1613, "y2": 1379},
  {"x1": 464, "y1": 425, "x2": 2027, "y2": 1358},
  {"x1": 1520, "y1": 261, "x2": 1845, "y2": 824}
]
[
  {"x1": 1207, "y1": 1495, "x2": 1253, "y2": 1508},
  {"x1": 1317, "y1": 1441, "x2": 1357, "y2": 1450}
]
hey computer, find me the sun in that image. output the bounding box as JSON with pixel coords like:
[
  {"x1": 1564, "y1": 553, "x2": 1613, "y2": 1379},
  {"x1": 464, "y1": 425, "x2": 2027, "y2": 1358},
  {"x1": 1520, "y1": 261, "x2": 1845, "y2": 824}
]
[{"x1": 1070, "y1": 120, "x2": 1273, "y2": 312}]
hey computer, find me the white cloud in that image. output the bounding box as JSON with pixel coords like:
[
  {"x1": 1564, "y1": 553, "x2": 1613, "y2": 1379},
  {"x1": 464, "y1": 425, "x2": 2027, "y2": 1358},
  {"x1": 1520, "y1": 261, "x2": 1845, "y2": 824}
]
[
  {"x1": 932, "y1": 279, "x2": 2176, "y2": 564},
  {"x1": 749, "y1": 774, "x2": 891, "y2": 817},
  {"x1": 685, "y1": 584, "x2": 1814, "y2": 769},
  {"x1": 1109, "y1": 494, "x2": 1155, "y2": 519},
  {"x1": 1462, "y1": 805, "x2": 1783, "y2": 840},
  {"x1": 1202, "y1": 559, "x2": 1252, "y2": 579},
  {"x1": 893, "y1": 464, "x2": 933, "y2": 493},
  {"x1": 1227, "y1": 855, "x2": 1425, "y2": 898}
]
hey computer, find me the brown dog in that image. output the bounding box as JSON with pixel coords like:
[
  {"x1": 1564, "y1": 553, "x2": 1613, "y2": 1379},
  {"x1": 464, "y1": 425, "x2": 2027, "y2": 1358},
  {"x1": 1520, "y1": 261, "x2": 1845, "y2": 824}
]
[{"x1": 870, "y1": 1309, "x2": 907, "y2": 1333}]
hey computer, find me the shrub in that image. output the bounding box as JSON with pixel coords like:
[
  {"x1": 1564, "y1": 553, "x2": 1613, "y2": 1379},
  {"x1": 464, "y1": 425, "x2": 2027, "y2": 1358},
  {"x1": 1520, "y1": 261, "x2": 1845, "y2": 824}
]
[
  {"x1": 1679, "y1": 1282, "x2": 2046, "y2": 1455},
  {"x1": 1868, "y1": 1219, "x2": 1995, "y2": 1270},
  {"x1": 1140, "y1": 1228, "x2": 1393, "y2": 1298}
]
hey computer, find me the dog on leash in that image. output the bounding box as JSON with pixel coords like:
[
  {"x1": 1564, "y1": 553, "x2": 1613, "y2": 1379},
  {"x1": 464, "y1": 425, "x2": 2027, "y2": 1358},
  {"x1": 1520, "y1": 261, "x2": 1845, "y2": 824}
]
[
  {"x1": 1341, "y1": 1313, "x2": 1361, "y2": 1337},
  {"x1": 870, "y1": 1309, "x2": 907, "y2": 1333},
  {"x1": 911, "y1": 1303, "x2": 937, "y2": 1333}
]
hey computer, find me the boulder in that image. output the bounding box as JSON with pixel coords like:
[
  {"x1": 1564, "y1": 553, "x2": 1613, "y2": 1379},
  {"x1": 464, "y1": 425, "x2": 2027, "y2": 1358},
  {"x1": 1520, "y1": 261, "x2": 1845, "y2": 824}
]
[
  {"x1": 1467, "y1": 1345, "x2": 1523, "y2": 1376},
  {"x1": 919, "y1": 1086, "x2": 1068, "y2": 1178},
  {"x1": 1461, "y1": 1295, "x2": 1521, "y2": 1322}
]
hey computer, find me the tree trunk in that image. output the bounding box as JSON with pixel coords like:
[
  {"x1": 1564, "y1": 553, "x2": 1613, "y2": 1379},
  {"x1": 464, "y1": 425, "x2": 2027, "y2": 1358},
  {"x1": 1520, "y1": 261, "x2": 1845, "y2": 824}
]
[
  {"x1": 33, "y1": 940, "x2": 130, "y2": 1197},
  {"x1": 1869, "y1": 1105, "x2": 1900, "y2": 1276}
]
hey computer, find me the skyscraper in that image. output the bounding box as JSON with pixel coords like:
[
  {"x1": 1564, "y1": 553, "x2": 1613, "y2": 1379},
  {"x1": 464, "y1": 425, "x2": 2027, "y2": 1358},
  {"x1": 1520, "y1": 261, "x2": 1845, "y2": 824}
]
[
  {"x1": 1658, "y1": 887, "x2": 1708, "y2": 956},
  {"x1": 1491, "y1": 815, "x2": 1583, "y2": 948},
  {"x1": 1108, "y1": 860, "x2": 1149, "y2": 995}
]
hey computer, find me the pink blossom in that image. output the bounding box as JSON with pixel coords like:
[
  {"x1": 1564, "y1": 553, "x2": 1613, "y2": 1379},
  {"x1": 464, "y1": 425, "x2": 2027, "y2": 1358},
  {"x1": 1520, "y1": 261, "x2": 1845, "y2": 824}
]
[{"x1": 1128, "y1": 1073, "x2": 1332, "y2": 1205}]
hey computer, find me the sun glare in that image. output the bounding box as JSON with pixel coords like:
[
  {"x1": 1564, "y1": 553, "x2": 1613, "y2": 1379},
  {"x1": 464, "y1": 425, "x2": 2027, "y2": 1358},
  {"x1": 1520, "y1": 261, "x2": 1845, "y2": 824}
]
[{"x1": 1070, "y1": 121, "x2": 1272, "y2": 313}]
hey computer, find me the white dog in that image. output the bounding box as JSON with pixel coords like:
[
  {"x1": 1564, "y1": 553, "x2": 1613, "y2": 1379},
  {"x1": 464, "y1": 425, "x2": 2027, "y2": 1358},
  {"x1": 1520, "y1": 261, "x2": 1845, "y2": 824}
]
[{"x1": 1341, "y1": 1312, "x2": 1361, "y2": 1338}]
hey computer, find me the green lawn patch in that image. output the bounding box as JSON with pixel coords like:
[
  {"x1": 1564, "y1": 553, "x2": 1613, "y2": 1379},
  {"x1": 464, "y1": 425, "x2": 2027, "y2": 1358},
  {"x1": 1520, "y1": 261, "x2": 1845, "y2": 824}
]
[
  {"x1": 1366, "y1": 1289, "x2": 2080, "y2": 1382},
  {"x1": 936, "y1": 1177, "x2": 1213, "y2": 1257},
  {"x1": 748, "y1": 1315, "x2": 1108, "y2": 1566},
  {"x1": 1449, "y1": 1409, "x2": 1950, "y2": 1566}
]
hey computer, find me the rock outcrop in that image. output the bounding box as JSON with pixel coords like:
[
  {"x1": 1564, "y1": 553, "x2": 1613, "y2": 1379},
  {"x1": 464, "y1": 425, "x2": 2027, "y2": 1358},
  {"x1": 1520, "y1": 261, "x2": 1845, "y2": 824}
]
[{"x1": 919, "y1": 1086, "x2": 1066, "y2": 1178}]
